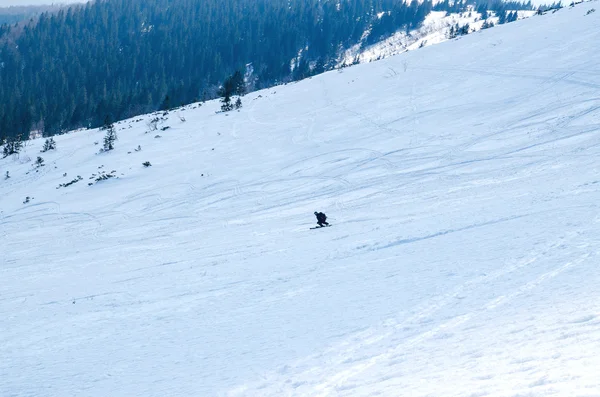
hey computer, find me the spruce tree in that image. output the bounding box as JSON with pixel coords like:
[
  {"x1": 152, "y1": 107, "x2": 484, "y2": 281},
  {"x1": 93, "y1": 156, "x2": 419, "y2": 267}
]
[
  {"x1": 230, "y1": 71, "x2": 246, "y2": 96},
  {"x1": 41, "y1": 137, "x2": 56, "y2": 152},
  {"x1": 101, "y1": 115, "x2": 113, "y2": 131},
  {"x1": 103, "y1": 125, "x2": 117, "y2": 151},
  {"x1": 2, "y1": 135, "x2": 23, "y2": 158},
  {"x1": 221, "y1": 94, "x2": 233, "y2": 112},
  {"x1": 220, "y1": 71, "x2": 246, "y2": 112},
  {"x1": 160, "y1": 95, "x2": 171, "y2": 111}
]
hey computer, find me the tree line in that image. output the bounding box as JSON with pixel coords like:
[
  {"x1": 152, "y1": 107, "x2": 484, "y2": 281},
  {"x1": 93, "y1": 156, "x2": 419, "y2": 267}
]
[{"x1": 0, "y1": 0, "x2": 533, "y2": 142}]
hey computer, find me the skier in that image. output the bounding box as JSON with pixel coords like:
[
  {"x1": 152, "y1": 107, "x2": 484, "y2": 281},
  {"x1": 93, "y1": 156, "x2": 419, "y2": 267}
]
[{"x1": 314, "y1": 211, "x2": 329, "y2": 227}]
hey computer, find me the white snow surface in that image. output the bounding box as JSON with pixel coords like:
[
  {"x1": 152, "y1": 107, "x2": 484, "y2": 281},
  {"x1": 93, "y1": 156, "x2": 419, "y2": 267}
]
[
  {"x1": 3, "y1": 3, "x2": 600, "y2": 396},
  {"x1": 340, "y1": 9, "x2": 538, "y2": 66}
]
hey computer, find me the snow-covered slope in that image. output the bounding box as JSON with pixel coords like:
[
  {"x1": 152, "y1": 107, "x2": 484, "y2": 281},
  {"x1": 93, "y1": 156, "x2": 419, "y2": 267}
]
[
  {"x1": 340, "y1": 9, "x2": 539, "y2": 66},
  {"x1": 3, "y1": 3, "x2": 600, "y2": 396}
]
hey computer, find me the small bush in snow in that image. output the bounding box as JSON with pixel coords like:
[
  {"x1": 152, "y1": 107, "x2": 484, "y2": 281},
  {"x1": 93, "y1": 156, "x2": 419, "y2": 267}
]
[
  {"x1": 94, "y1": 170, "x2": 117, "y2": 183},
  {"x1": 35, "y1": 156, "x2": 45, "y2": 168},
  {"x1": 147, "y1": 117, "x2": 159, "y2": 132},
  {"x1": 143, "y1": 161, "x2": 152, "y2": 167},
  {"x1": 57, "y1": 176, "x2": 83, "y2": 189}
]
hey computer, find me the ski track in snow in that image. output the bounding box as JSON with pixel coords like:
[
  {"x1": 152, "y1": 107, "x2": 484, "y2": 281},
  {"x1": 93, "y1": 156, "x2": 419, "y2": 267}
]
[{"x1": 3, "y1": 3, "x2": 600, "y2": 397}]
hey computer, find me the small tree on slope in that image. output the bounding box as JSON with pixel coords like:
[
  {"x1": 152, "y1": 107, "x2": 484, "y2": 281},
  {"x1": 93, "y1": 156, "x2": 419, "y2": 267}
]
[
  {"x1": 41, "y1": 137, "x2": 56, "y2": 152},
  {"x1": 2, "y1": 135, "x2": 23, "y2": 158},
  {"x1": 103, "y1": 124, "x2": 117, "y2": 151},
  {"x1": 219, "y1": 71, "x2": 246, "y2": 112}
]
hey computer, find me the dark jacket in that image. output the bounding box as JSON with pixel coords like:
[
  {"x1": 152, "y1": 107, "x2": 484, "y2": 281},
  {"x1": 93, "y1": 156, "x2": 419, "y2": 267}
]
[{"x1": 315, "y1": 212, "x2": 327, "y2": 223}]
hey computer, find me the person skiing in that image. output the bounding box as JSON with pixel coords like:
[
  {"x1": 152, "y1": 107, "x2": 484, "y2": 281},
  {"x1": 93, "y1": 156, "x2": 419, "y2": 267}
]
[{"x1": 314, "y1": 211, "x2": 329, "y2": 227}]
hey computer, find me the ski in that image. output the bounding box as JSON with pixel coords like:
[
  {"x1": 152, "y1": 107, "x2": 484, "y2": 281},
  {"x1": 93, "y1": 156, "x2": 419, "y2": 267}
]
[{"x1": 310, "y1": 225, "x2": 332, "y2": 230}]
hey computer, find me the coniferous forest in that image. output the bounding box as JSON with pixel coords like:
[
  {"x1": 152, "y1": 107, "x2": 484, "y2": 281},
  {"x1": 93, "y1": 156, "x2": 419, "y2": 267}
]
[
  {"x1": 0, "y1": 5, "x2": 57, "y2": 26},
  {"x1": 0, "y1": 0, "x2": 533, "y2": 141}
]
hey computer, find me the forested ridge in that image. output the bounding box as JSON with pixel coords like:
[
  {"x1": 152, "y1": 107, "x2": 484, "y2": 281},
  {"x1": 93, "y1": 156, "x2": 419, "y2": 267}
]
[
  {"x1": 0, "y1": 5, "x2": 58, "y2": 26},
  {"x1": 0, "y1": 0, "x2": 533, "y2": 141}
]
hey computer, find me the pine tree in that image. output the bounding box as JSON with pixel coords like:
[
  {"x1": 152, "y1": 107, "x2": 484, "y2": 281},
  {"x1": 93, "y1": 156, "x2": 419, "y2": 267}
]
[
  {"x1": 230, "y1": 71, "x2": 246, "y2": 96},
  {"x1": 220, "y1": 71, "x2": 246, "y2": 112},
  {"x1": 448, "y1": 24, "x2": 456, "y2": 39},
  {"x1": 221, "y1": 94, "x2": 233, "y2": 112},
  {"x1": 2, "y1": 135, "x2": 23, "y2": 158},
  {"x1": 234, "y1": 97, "x2": 242, "y2": 109},
  {"x1": 160, "y1": 95, "x2": 171, "y2": 111},
  {"x1": 103, "y1": 125, "x2": 117, "y2": 151},
  {"x1": 101, "y1": 115, "x2": 113, "y2": 131},
  {"x1": 499, "y1": 10, "x2": 508, "y2": 24},
  {"x1": 41, "y1": 137, "x2": 56, "y2": 152}
]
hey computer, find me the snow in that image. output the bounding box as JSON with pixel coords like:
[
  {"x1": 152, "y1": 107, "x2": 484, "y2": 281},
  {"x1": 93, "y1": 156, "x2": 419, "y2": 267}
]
[
  {"x1": 3, "y1": 2, "x2": 600, "y2": 396},
  {"x1": 340, "y1": 9, "x2": 539, "y2": 66}
]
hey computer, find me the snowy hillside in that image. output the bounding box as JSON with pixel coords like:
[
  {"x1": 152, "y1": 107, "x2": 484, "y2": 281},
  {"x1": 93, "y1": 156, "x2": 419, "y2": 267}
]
[
  {"x1": 340, "y1": 8, "x2": 538, "y2": 65},
  {"x1": 3, "y1": 2, "x2": 600, "y2": 396}
]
